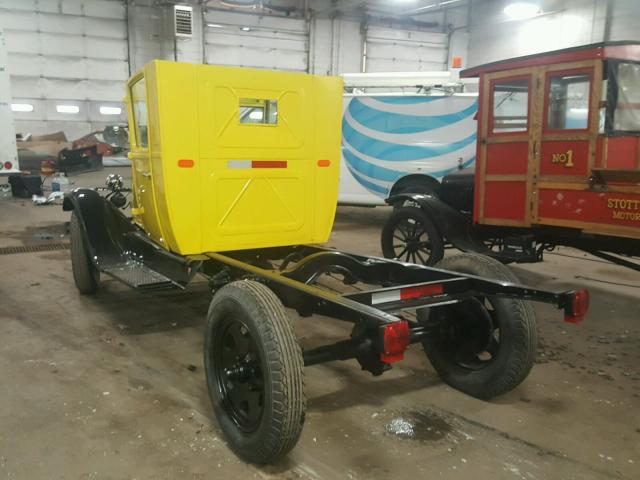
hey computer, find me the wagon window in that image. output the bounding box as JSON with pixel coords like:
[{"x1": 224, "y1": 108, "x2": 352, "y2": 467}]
[
  {"x1": 239, "y1": 98, "x2": 278, "y2": 125},
  {"x1": 547, "y1": 73, "x2": 590, "y2": 130},
  {"x1": 491, "y1": 79, "x2": 529, "y2": 133},
  {"x1": 613, "y1": 62, "x2": 640, "y2": 132},
  {"x1": 130, "y1": 78, "x2": 148, "y2": 148}
]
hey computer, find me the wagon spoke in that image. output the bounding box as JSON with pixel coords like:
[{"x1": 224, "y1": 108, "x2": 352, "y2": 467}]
[{"x1": 394, "y1": 247, "x2": 408, "y2": 260}]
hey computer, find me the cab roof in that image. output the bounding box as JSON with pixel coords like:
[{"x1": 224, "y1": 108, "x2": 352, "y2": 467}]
[{"x1": 461, "y1": 41, "x2": 640, "y2": 78}]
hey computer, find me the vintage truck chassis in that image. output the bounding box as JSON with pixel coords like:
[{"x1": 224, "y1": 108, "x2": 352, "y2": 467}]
[{"x1": 64, "y1": 185, "x2": 588, "y2": 464}]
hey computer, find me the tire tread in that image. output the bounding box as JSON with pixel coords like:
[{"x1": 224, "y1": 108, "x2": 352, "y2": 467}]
[{"x1": 423, "y1": 253, "x2": 537, "y2": 399}]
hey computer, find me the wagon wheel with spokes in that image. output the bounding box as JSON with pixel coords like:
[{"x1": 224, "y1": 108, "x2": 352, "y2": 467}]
[{"x1": 381, "y1": 207, "x2": 444, "y2": 266}]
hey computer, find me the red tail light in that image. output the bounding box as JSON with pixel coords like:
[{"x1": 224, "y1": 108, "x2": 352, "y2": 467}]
[
  {"x1": 3, "y1": 161, "x2": 12, "y2": 170},
  {"x1": 564, "y1": 289, "x2": 589, "y2": 324},
  {"x1": 400, "y1": 283, "x2": 444, "y2": 300},
  {"x1": 380, "y1": 321, "x2": 410, "y2": 364}
]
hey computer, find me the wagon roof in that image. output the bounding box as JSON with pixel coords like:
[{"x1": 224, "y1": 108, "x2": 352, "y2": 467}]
[{"x1": 461, "y1": 41, "x2": 640, "y2": 78}]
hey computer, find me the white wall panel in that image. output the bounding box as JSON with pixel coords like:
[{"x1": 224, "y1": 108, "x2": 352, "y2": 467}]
[
  {"x1": 84, "y1": 0, "x2": 125, "y2": 19},
  {"x1": 310, "y1": 17, "x2": 331, "y2": 75},
  {"x1": 1, "y1": 0, "x2": 128, "y2": 138},
  {"x1": 204, "y1": 9, "x2": 308, "y2": 71},
  {"x1": 365, "y1": 26, "x2": 447, "y2": 73},
  {"x1": 334, "y1": 19, "x2": 363, "y2": 74}
]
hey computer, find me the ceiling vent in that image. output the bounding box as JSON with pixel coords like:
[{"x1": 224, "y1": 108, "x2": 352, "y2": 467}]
[{"x1": 174, "y1": 5, "x2": 193, "y2": 38}]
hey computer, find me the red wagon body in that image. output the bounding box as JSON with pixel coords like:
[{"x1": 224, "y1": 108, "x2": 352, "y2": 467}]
[{"x1": 462, "y1": 41, "x2": 640, "y2": 240}]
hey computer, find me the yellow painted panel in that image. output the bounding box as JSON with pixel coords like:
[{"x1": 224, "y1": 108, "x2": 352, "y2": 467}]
[{"x1": 125, "y1": 60, "x2": 342, "y2": 255}]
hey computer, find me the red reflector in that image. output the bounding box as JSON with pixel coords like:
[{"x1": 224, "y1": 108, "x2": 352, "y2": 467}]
[
  {"x1": 178, "y1": 159, "x2": 194, "y2": 168},
  {"x1": 564, "y1": 289, "x2": 589, "y2": 324},
  {"x1": 4, "y1": 161, "x2": 12, "y2": 170},
  {"x1": 400, "y1": 283, "x2": 444, "y2": 300},
  {"x1": 380, "y1": 321, "x2": 410, "y2": 364},
  {"x1": 251, "y1": 160, "x2": 287, "y2": 169},
  {"x1": 317, "y1": 159, "x2": 331, "y2": 167}
]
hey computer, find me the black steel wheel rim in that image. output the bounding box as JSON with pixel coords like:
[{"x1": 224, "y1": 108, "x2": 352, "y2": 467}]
[
  {"x1": 433, "y1": 297, "x2": 501, "y2": 371},
  {"x1": 391, "y1": 216, "x2": 433, "y2": 264},
  {"x1": 213, "y1": 317, "x2": 265, "y2": 432}
]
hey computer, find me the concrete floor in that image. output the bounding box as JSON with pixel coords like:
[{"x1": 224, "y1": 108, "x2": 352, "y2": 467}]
[{"x1": 0, "y1": 169, "x2": 638, "y2": 479}]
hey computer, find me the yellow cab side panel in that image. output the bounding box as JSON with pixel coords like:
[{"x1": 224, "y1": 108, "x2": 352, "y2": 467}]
[{"x1": 311, "y1": 75, "x2": 342, "y2": 243}]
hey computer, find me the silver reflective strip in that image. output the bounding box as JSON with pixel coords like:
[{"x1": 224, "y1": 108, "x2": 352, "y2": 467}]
[
  {"x1": 371, "y1": 290, "x2": 401, "y2": 305},
  {"x1": 227, "y1": 160, "x2": 252, "y2": 169}
]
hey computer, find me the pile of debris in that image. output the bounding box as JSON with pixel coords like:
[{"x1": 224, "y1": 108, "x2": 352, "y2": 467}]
[{"x1": 16, "y1": 125, "x2": 129, "y2": 175}]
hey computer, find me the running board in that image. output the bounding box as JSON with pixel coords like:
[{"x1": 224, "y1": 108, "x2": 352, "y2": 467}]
[{"x1": 102, "y1": 261, "x2": 183, "y2": 292}]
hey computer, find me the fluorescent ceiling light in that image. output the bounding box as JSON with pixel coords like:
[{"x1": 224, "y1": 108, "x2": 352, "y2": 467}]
[
  {"x1": 240, "y1": 26, "x2": 252, "y2": 32},
  {"x1": 504, "y1": 2, "x2": 540, "y2": 20},
  {"x1": 99, "y1": 106, "x2": 122, "y2": 115},
  {"x1": 56, "y1": 105, "x2": 80, "y2": 114},
  {"x1": 11, "y1": 103, "x2": 34, "y2": 112},
  {"x1": 207, "y1": 23, "x2": 224, "y2": 28}
]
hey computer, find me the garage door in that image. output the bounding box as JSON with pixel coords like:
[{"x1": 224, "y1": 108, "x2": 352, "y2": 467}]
[
  {"x1": 204, "y1": 10, "x2": 308, "y2": 72},
  {"x1": 365, "y1": 25, "x2": 447, "y2": 73},
  {"x1": 0, "y1": 0, "x2": 128, "y2": 139}
]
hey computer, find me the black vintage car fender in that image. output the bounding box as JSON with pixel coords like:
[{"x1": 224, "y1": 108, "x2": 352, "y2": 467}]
[
  {"x1": 63, "y1": 188, "x2": 192, "y2": 284},
  {"x1": 385, "y1": 192, "x2": 488, "y2": 254},
  {"x1": 63, "y1": 188, "x2": 133, "y2": 267}
]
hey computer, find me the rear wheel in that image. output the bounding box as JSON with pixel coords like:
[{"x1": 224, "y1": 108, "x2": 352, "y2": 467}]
[
  {"x1": 418, "y1": 254, "x2": 537, "y2": 399},
  {"x1": 381, "y1": 207, "x2": 444, "y2": 266},
  {"x1": 204, "y1": 280, "x2": 305, "y2": 464},
  {"x1": 69, "y1": 211, "x2": 99, "y2": 294}
]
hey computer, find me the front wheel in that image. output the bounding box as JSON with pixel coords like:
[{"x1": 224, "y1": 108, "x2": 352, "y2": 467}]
[
  {"x1": 418, "y1": 254, "x2": 537, "y2": 399},
  {"x1": 381, "y1": 207, "x2": 444, "y2": 266},
  {"x1": 204, "y1": 280, "x2": 305, "y2": 464}
]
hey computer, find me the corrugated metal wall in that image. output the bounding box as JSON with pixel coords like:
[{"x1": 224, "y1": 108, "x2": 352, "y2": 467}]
[{"x1": 0, "y1": 0, "x2": 128, "y2": 139}]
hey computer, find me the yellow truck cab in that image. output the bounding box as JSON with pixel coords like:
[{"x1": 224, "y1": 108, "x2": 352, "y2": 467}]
[{"x1": 125, "y1": 60, "x2": 343, "y2": 255}]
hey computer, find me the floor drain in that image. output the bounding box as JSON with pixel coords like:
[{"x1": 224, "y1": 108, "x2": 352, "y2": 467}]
[{"x1": 0, "y1": 243, "x2": 70, "y2": 255}]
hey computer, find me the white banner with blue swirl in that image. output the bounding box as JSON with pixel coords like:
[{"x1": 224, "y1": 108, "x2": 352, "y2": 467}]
[{"x1": 339, "y1": 95, "x2": 478, "y2": 203}]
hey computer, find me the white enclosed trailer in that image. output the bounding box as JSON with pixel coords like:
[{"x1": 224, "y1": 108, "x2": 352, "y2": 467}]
[{"x1": 0, "y1": 28, "x2": 19, "y2": 175}]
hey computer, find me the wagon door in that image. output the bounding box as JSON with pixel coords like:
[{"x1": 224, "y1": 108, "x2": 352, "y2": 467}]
[
  {"x1": 533, "y1": 62, "x2": 601, "y2": 226},
  {"x1": 477, "y1": 69, "x2": 539, "y2": 226},
  {"x1": 127, "y1": 75, "x2": 164, "y2": 243}
]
